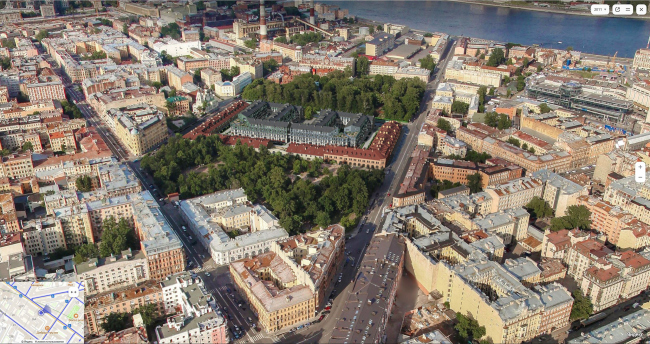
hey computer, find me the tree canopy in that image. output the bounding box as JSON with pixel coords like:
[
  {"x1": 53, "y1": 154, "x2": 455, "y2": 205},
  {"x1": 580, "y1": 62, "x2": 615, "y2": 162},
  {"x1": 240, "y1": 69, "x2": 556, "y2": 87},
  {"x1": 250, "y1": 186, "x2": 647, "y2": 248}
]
[
  {"x1": 81, "y1": 51, "x2": 107, "y2": 61},
  {"x1": 244, "y1": 39, "x2": 257, "y2": 49},
  {"x1": 98, "y1": 217, "x2": 139, "y2": 257},
  {"x1": 419, "y1": 55, "x2": 436, "y2": 72},
  {"x1": 160, "y1": 23, "x2": 181, "y2": 39},
  {"x1": 437, "y1": 118, "x2": 452, "y2": 133},
  {"x1": 241, "y1": 72, "x2": 426, "y2": 121},
  {"x1": 484, "y1": 112, "x2": 511, "y2": 130},
  {"x1": 467, "y1": 173, "x2": 483, "y2": 194},
  {"x1": 73, "y1": 244, "x2": 100, "y2": 264},
  {"x1": 100, "y1": 313, "x2": 131, "y2": 333},
  {"x1": 35, "y1": 30, "x2": 49, "y2": 42},
  {"x1": 525, "y1": 196, "x2": 554, "y2": 219},
  {"x1": 140, "y1": 135, "x2": 384, "y2": 235},
  {"x1": 290, "y1": 32, "x2": 323, "y2": 46},
  {"x1": 570, "y1": 289, "x2": 593, "y2": 321},
  {"x1": 75, "y1": 175, "x2": 93, "y2": 192},
  {"x1": 132, "y1": 304, "x2": 160, "y2": 327},
  {"x1": 60, "y1": 100, "x2": 83, "y2": 119},
  {"x1": 451, "y1": 101, "x2": 469, "y2": 115},
  {"x1": 486, "y1": 48, "x2": 506, "y2": 67},
  {"x1": 430, "y1": 180, "x2": 462, "y2": 198},
  {"x1": 356, "y1": 56, "x2": 370, "y2": 76},
  {"x1": 220, "y1": 66, "x2": 240, "y2": 81},
  {"x1": 539, "y1": 103, "x2": 552, "y2": 113},
  {"x1": 551, "y1": 205, "x2": 591, "y2": 231},
  {"x1": 21, "y1": 141, "x2": 33, "y2": 152},
  {"x1": 455, "y1": 312, "x2": 486, "y2": 343}
]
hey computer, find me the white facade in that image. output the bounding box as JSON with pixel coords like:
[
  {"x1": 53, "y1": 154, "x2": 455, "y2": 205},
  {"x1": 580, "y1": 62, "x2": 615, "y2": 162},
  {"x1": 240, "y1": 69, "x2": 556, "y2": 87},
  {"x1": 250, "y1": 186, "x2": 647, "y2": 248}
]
[{"x1": 152, "y1": 39, "x2": 201, "y2": 57}]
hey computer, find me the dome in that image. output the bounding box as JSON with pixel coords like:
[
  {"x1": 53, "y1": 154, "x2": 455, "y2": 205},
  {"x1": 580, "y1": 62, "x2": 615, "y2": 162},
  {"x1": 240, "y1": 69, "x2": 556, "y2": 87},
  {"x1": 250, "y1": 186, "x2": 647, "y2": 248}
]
[{"x1": 130, "y1": 128, "x2": 139, "y2": 135}]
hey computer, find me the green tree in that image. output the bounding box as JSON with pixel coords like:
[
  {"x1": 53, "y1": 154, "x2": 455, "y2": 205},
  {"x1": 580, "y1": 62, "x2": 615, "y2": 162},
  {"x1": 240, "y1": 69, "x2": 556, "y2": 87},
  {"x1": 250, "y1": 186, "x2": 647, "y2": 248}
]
[
  {"x1": 21, "y1": 141, "x2": 33, "y2": 152},
  {"x1": 274, "y1": 36, "x2": 289, "y2": 44},
  {"x1": 463, "y1": 150, "x2": 491, "y2": 163},
  {"x1": 466, "y1": 173, "x2": 483, "y2": 194},
  {"x1": 516, "y1": 75, "x2": 526, "y2": 92},
  {"x1": 356, "y1": 56, "x2": 369, "y2": 76},
  {"x1": 486, "y1": 48, "x2": 506, "y2": 67},
  {"x1": 73, "y1": 243, "x2": 100, "y2": 264},
  {"x1": 418, "y1": 55, "x2": 436, "y2": 72},
  {"x1": 195, "y1": 0, "x2": 206, "y2": 11},
  {"x1": 35, "y1": 30, "x2": 49, "y2": 42},
  {"x1": 290, "y1": 32, "x2": 323, "y2": 46},
  {"x1": 539, "y1": 103, "x2": 552, "y2": 114},
  {"x1": 451, "y1": 101, "x2": 469, "y2": 115},
  {"x1": 550, "y1": 205, "x2": 591, "y2": 231},
  {"x1": 160, "y1": 23, "x2": 181, "y2": 39},
  {"x1": 81, "y1": 51, "x2": 107, "y2": 61},
  {"x1": 99, "y1": 217, "x2": 139, "y2": 257},
  {"x1": 437, "y1": 118, "x2": 452, "y2": 133},
  {"x1": 369, "y1": 26, "x2": 375, "y2": 35},
  {"x1": 244, "y1": 38, "x2": 257, "y2": 49},
  {"x1": 497, "y1": 114, "x2": 511, "y2": 130},
  {"x1": 430, "y1": 180, "x2": 462, "y2": 198},
  {"x1": 506, "y1": 137, "x2": 521, "y2": 147},
  {"x1": 263, "y1": 59, "x2": 279, "y2": 76},
  {"x1": 1, "y1": 38, "x2": 15, "y2": 49},
  {"x1": 315, "y1": 211, "x2": 330, "y2": 228},
  {"x1": 100, "y1": 313, "x2": 131, "y2": 333},
  {"x1": 525, "y1": 196, "x2": 554, "y2": 219},
  {"x1": 151, "y1": 81, "x2": 163, "y2": 90},
  {"x1": 376, "y1": 25, "x2": 383, "y2": 31},
  {"x1": 570, "y1": 289, "x2": 593, "y2": 321},
  {"x1": 122, "y1": 23, "x2": 128, "y2": 35},
  {"x1": 567, "y1": 46, "x2": 574, "y2": 52},
  {"x1": 132, "y1": 303, "x2": 160, "y2": 327},
  {"x1": 455, "y1": 312, "x2": 486, "y2": 343},
  {"x1": 75, "y1": 175, "x2": 93, "y2": 192}
]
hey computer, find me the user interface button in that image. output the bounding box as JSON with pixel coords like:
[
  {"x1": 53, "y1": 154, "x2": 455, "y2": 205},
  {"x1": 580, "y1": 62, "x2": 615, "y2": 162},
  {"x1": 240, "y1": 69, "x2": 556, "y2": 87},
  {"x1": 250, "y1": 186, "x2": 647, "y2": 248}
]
[
  {"x1": 591, "y1": 4, "x2": 609, "y2": 15},
  {"x1": 638, "y1": 4, "x2": 647, "y2": 15},
  {"x1": 613, "y1": 4, "x2": 633, "y2": 15}
]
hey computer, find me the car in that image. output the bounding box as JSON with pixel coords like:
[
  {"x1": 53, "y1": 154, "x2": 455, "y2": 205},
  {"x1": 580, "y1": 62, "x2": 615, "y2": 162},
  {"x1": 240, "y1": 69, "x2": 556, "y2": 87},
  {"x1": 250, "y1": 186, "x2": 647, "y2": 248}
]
[
  {"x1": 201, "y1": 254, "x2": 205, "y2": 259},
  {"x1": 159, "y1": 198, "x2": 164, "y2": 202},
  {"x1": 226, "y1": 288, "x2": 231, "y2": 293},
  {"x1": 182, "y1": 226, "x2": 187, "y2": 230},
  {"x1": 188, "y1": 236, "x2": 193, "y2": 241},
  {"x1": 387, "y1": 193, "x2": 390, "y2": 197},
  {"x1": 149, "y1": 184, "x2": 154, "y2": 188},
  {"x1": 323, "y1": 310, "x2": 330, "y2": 315},
  {"x1": 248, "y1": 317, "x2": 254, "y2": 324},
  {"x1": 318, "y1": 314, "x2": 326, "y2": 322},
  {"x1": 324, "y1": 306, "x2": 332, "y2": 311},
  {"x1": 205, "y1": 272, "x2": 211, "y2": 277}
]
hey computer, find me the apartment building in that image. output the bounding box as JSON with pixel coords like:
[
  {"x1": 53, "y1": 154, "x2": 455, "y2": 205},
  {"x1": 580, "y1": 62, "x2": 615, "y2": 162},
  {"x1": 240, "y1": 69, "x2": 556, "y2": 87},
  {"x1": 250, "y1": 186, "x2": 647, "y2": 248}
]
[
  {"x1": 230, "y1": 225, "x2": 343, "y2": 332},
  {"x1": 20, "y1": 217, "x2": 66, "y2": 256},
  {"x1": 565, "y1": 239, "x2": 612, "y2": 280},
  {"x1": 444, "y1": 58, "x2": 502, "y2": 87},
  {"x1": 87, "y1": 86, "x2": 166, "y2": 117},
  {"x1": 165, "y1": 66, "x2": 194, "y2": 90},
  {"x1": 108, "y1": 105, "x2": 168, "y2": 156},
  {"x1": 230, "y1": 252, "x2": 316, "y2": 332},
  {"x1": 531, "y1": 169, "x2": 588, "y2": 216},
  {"x1": 75, "y1": 248, "x2": 150, "y2": 297},
  {"x1": 0, "y1": 153, "x2": 33, "y2": 179},
  {"x1": 485, "y1": 177, "x2": 543, "y2": 213},
  {"x1": 214, "y1": 72, "x2": 252, "y2": 97},
  {"x1": 472, "y1": 207, "x2": 530, "y2": 244},
  {"x1": 22, "y1": 81, "x2": 66, "y2": 102},
  {"x1": 503, "y1": 257, "x2": 542, "y2": 286},
  {"x1": 180, "y1": 188, "x2": 288, "y2": 266},
  {"x1": 541, "y1": 228, "x2": 594, "y2": 261},
  {"x1": 299, "y1": 54, "x2": 355, "y2": 74},
  {"x1": 49, "y1": 130, "x2": 76, "y2": 152},
  {"x1": 535, "y1": 283, "x2": 574, "y2": 335},
  {"x1": 576, "y1": 195, "x2": 634, "y2": 245},
  {"x1": 330, "y1": 233, "x2": 404, "y2": 343},
  {"x1": 366, "y1": 33, "x2": 396, "y2": 57},
  {"x1": 581, "y1": 261, "x2": 625, "y2": 312},
  {"x1": 393, "y1": 148, "x2": 429, "y2": 207},
  {"x1": 85, "y1": 280, "x2": 165, "y2": 335}
]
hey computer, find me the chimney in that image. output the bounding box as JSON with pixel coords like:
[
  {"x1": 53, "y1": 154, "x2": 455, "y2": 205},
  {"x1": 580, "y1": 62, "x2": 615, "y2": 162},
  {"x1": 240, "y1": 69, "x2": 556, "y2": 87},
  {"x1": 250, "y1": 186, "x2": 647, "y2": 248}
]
[
  {"x1": 259, "y1": 0, "x2": 267, "y2": 40},
  {"x1": 309, "y1": 8, "x2": 315, "y2": 25}
]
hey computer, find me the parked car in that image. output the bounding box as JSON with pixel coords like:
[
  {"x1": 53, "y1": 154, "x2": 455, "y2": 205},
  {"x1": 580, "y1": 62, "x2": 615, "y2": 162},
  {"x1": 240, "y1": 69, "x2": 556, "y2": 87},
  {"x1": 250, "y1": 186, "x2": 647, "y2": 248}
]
[
  {"x1": 318, "y1": 314, "x2": 326, "y2": 322},
  {"x1": 324, "y1": 306, "x2": 332, "y2": 311}
]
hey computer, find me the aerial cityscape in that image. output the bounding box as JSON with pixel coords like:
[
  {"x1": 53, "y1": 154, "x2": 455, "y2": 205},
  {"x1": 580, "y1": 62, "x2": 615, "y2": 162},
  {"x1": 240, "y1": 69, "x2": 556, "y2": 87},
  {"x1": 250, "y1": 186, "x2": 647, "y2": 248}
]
[{"x1": 0, "y1": 1, "x2": 650, "y2": 344}]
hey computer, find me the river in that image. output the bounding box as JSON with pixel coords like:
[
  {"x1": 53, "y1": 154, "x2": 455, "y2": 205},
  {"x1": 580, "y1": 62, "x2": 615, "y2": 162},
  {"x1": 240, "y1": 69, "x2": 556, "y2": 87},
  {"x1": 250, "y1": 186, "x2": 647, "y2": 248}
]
[{"x1": 326, "y1": 0, "x2": 650, "y2": 57}]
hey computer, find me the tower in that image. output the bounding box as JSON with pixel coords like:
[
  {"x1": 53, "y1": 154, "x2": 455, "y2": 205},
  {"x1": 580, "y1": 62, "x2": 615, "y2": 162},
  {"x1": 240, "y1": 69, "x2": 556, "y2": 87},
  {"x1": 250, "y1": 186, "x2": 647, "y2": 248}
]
[{"x1": 259, "y1": 0, "x2": 267, "y2": 40}]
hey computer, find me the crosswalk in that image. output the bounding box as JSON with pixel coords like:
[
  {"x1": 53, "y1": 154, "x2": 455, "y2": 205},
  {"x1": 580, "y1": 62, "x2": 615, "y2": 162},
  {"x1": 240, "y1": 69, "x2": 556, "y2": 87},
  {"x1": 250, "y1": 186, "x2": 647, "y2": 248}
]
[
  {"x1": 234, "y1": 333, "x2": 281, "y2": 344},
  {"x1": 190, "y1": 266, "x2": 209, "y2": 273}
]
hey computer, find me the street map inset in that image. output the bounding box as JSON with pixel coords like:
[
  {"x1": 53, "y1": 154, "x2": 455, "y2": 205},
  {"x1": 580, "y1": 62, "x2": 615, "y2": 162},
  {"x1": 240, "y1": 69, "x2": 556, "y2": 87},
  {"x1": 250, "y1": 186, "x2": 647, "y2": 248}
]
[{"x1": 0, "y1": 282, "x2": 84, "y2": 343}]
